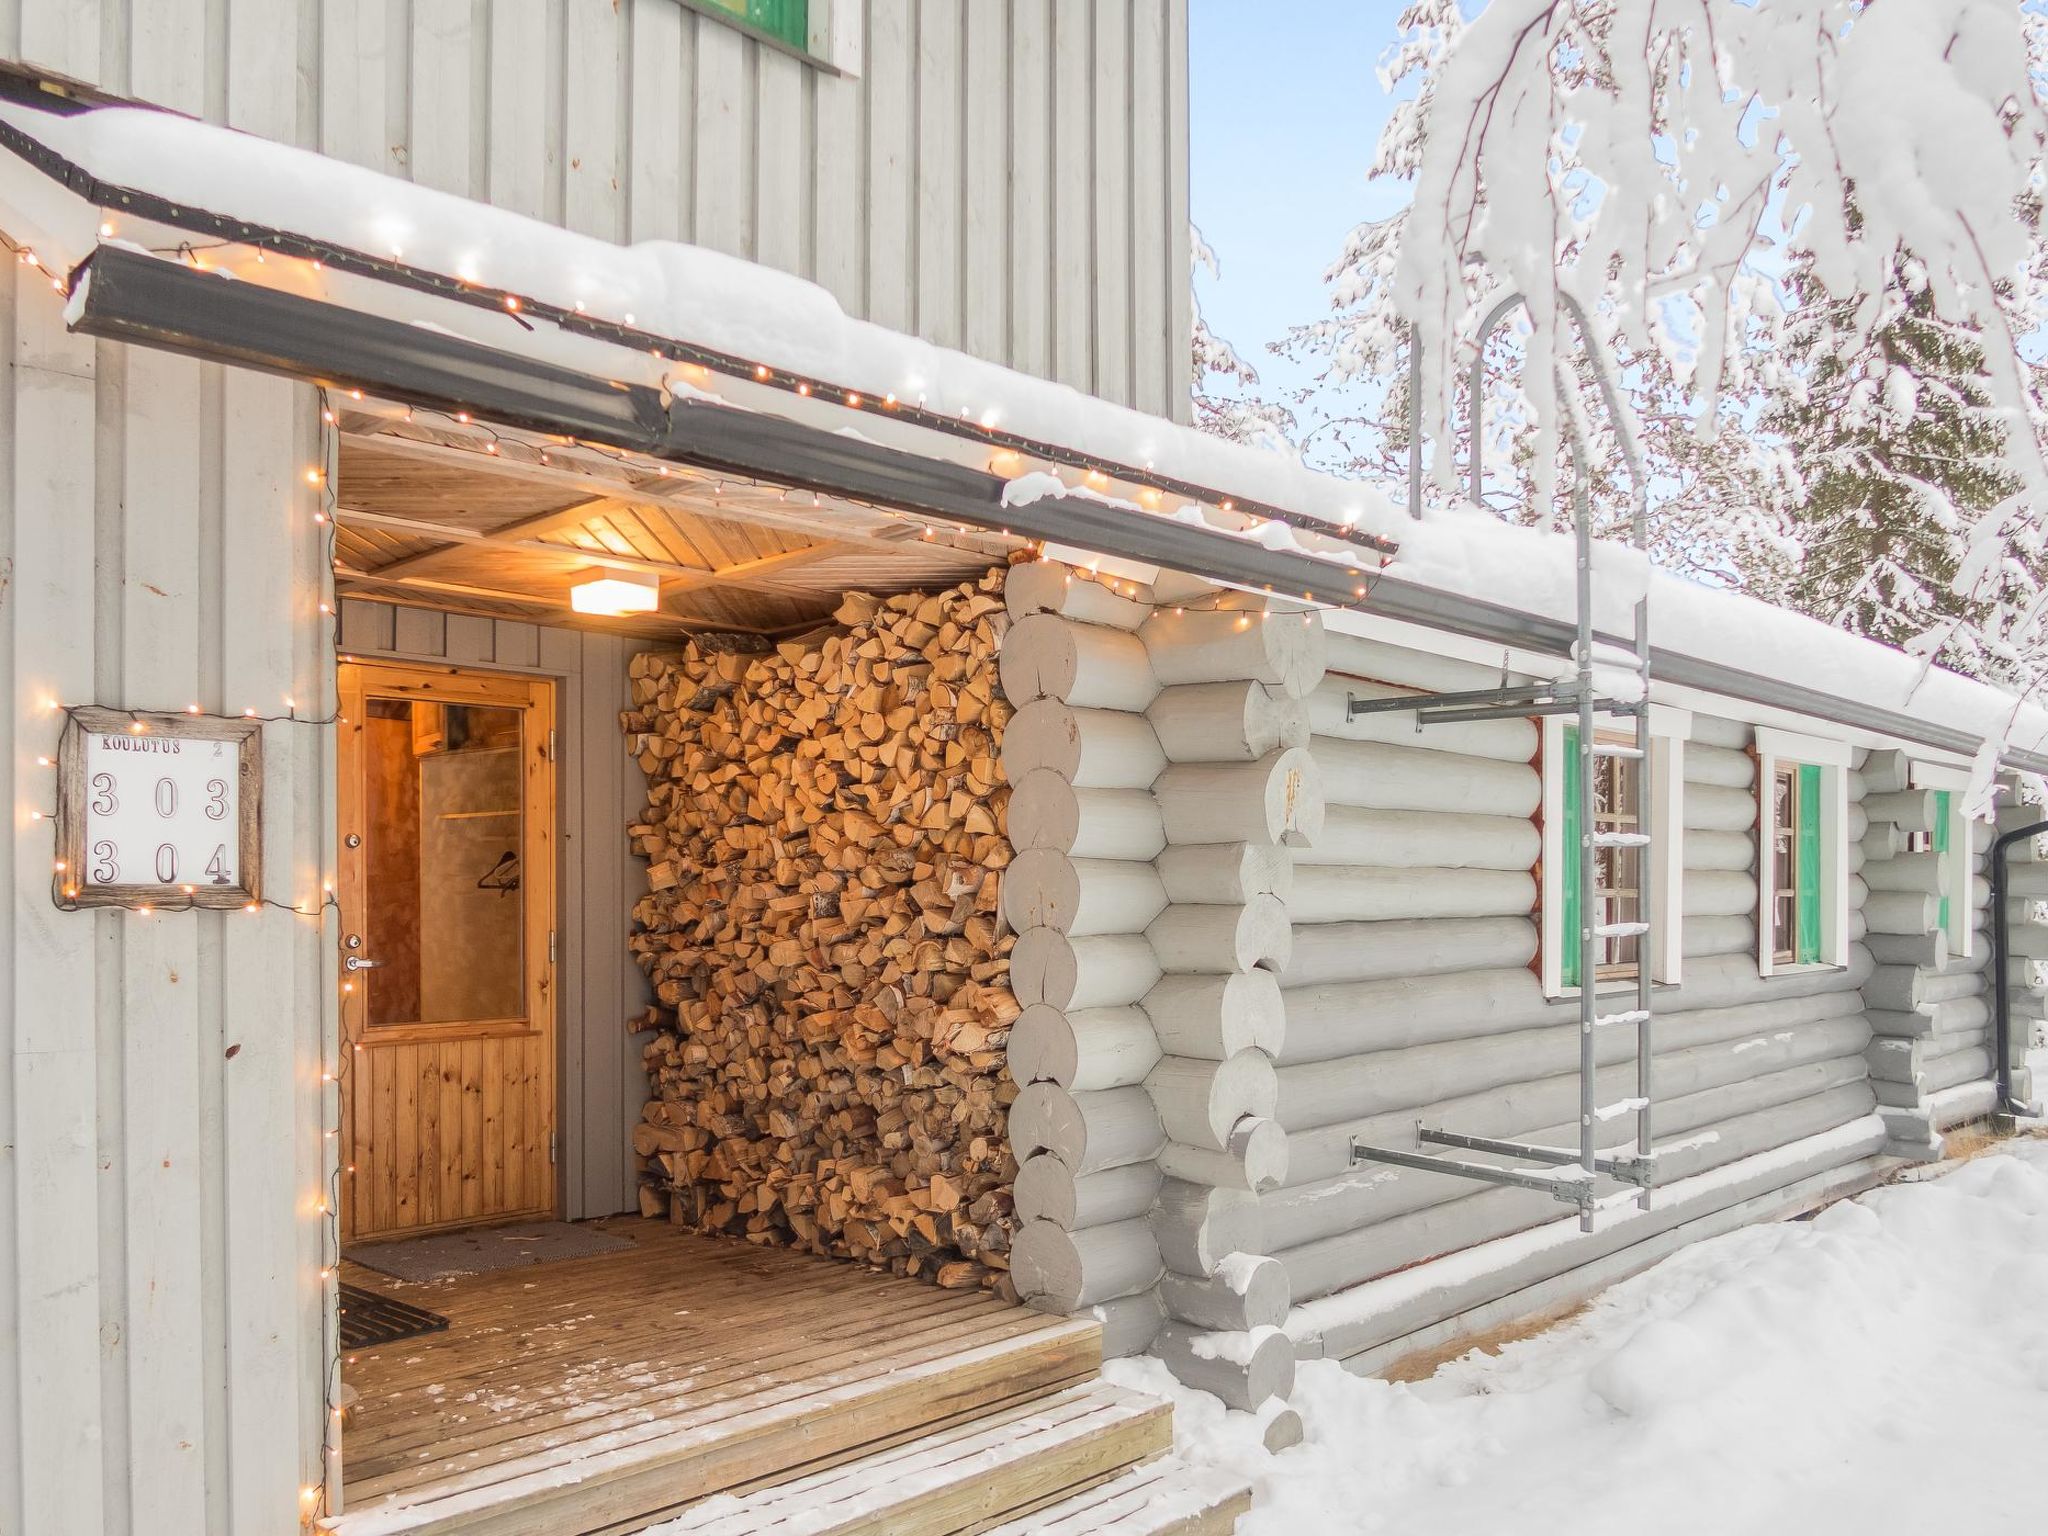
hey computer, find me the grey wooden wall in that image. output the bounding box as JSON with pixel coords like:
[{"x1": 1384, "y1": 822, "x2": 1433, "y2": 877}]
[
  {"x1": 0, "y1": 0, "x2": 1194, "y2": 422},
  {"x1": 336, "y1": 598, "x2": 657, "y2": 1227}
]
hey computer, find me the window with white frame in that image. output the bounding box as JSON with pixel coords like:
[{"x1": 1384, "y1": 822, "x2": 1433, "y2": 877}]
[
  {"x1": 1540, "y1": 709, "x2": 1690, "y2": 995},
  {"x1": 1904, "y1": 766, "x2": 1977, "y2": 958},
  {"x1": 1754, "y1": 728, "x2": 1852, "y2": 974}
]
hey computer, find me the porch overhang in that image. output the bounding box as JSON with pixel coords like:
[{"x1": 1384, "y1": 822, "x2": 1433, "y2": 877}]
[{"x1": 2, "y1": 97, "x2": 2047, "y2": 773}]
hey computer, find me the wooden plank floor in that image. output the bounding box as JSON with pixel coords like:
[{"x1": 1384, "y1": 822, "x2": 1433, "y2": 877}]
[{"x1": 333, "y1": 1218, "x2": 1101, "y2": 1536}]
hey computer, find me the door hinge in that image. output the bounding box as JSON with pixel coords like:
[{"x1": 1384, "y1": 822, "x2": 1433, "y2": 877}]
[
  {"x1": 546, "y1": 729, "x2": 557, "y2": 762},
  {"x1": 548, "y1": 928, "x2": 557, "y2": 966},
  {"x1": 549, "y1": 1130, "x2": 557, "y2": 1165}
]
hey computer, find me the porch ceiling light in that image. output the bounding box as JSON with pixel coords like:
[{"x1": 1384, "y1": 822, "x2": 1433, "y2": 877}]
[{"x1": 570, "y1": 567, "x2": 660, "y2": 616}]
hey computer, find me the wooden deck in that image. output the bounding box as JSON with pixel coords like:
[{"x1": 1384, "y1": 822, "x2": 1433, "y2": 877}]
[{"x1": 328, "y1": 1219, "x2": 1103, "y2": 1536}]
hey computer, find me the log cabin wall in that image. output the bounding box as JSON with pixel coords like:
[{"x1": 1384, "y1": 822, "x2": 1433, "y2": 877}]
[
  {"x1": 624, "y1": 571, "x2": 1020, "y2": 1292},
  {"x1": 1270, "y1": 639, "x2": 1890, "y2": 1376}
]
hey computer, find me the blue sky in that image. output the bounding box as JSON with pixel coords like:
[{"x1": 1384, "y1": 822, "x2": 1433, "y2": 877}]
[{"x1": 1188, "y1": 2, "x2": 1412, "y2": 428}]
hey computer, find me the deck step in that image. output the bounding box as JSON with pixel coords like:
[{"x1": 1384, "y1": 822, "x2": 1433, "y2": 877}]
[
  {"x1": 643, "y1": 1380, "x2": 1173, "y2": 1536},
  {"x1": 982, "y1": 1456, "x2": 1252, "y2": 1536}
]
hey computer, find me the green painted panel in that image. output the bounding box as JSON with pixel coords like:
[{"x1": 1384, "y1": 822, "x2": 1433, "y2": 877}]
[
  {"x1": 699, "y1": 0, "x2": 809, "y2": 50},
  {"x1": 1797, "y1": 763, "x2": 1823, "y2": 964},
  {"x1": 1562, "y1": 727, "x2": 1582, "y2": 989}
]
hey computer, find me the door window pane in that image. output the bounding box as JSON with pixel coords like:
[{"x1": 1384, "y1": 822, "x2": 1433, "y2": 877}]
[{"x1": 364, "y1": 698, "x2": 525, "y2": 1025}]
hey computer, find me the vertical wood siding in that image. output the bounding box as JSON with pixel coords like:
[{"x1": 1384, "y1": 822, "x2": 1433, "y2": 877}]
[
  {"x1": 0, "y1": 2, "x2": 1191, "y2": 1529},
  {"x1": 0, "y1": 290, "x2": 331, "y2": 1536},
  {"x1": 0, "y1": 0, "x2": 1193, "y2": 421},
  {"x1": 335, "y1": 599, "x2": 656, "y2": 1230}
]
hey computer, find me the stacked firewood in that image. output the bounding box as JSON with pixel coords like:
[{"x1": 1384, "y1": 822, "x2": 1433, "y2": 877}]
[{"x1": 624, "y1": 568, "x2": 1023, "y2": 1292}]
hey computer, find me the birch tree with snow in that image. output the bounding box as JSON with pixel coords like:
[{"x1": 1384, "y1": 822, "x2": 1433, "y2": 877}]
[{"x1": 1291, "y1": 0, "x2": 2048, "y2": 699}]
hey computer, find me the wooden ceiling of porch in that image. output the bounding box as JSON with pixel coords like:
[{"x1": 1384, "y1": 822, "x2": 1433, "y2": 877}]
[{"x1": 331, "y1": 403, "x2": 1015, "y2": 640}]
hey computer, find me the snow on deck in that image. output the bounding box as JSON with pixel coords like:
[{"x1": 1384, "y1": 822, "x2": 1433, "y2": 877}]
[{"x1": 1112, "y1": 1137, "x2": 2048, "y2": 1536}]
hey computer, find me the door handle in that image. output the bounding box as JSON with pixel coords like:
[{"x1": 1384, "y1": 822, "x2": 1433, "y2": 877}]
[{"x1": 344, "y1": 956, "x2": 384, "y2": 972}]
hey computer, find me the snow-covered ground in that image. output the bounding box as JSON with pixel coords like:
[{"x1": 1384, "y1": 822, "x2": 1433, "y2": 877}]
[{"x1": 1111, "y1": 1138, "x2": 2048, "y2": 1535}]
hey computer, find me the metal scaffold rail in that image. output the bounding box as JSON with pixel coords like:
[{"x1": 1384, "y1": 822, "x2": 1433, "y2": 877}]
[{"x1": 1352, "y1": 294, "x2": 1656, "y2": 1233}]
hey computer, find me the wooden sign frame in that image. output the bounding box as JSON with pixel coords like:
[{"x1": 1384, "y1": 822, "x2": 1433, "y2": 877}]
[{"x1": 54, "y1": 707, "x2": 264, "y2": 911}]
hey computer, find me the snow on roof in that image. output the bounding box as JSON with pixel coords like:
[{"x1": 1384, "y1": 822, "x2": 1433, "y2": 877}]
[{"x1": 6, "y1": 101, "x2": 2046, "y2": 769}]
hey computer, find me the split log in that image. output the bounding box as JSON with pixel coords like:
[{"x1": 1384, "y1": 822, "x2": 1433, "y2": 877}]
[
  {"x1": 1139, "y1": 607, "x2": 1326, "y2": 699},
  {"x1": 1148, "y1": 897, "x2": 1292, "y2": 974},
  {"x1": 1158, "y1": 1117, "x2": 1289, "y2": 1192},
  {"x1": 1146, "y1": 680, "x2": 1309, "y2": 763},
  {"x1": 1091, "y1": 1288, "x2": 1168, "y2": 1358},
  {"x1": 1161, "y1": 1254, "x2": 1291, "y2": 1332},
  {"x1": 1014, "y1": 1153, "x2": 1162, "y2": 1228},
  {"x1": 1010, "y1": 929, "x2": 1161, "y2": 1011},
  {"x1": 1156, "y1": 1322, "x2": 1295, "y2": 1412},
  {"x1": 1000, "y1": 613, "x2": 1160, "y2": 712},
  {"x1": 1153, "y1": 1180, "x2": 1264, "y2": 1277},
  {"x1": 1863, "y1": 789, "x2": 1939, "y2": 833},
  {"x1": 1005, "y1": 560, "x2": 1152, "y2": 630},
  {"x1": 1152, "y1": 747, "x2": 1324, "y2": 848},
  {"x1": 1009, "y1": 1082, "x2": 1165, "y2": 1175},
  {"x1": 1001, "y1": 850, "x2": 1169, "y2": 936},
  {"x1": 1156, "y1": 841, "x2": 1293, "y2": 905},
  {"x1": 1001, "y1": 699, "x2": 1166, "y2": 789},
  {"x1": 1146, "y1": 1053, "x2": 1279, "y2": 1150},
  {"x1": 1007, "y1": 770, "x2": 1166, "y2": 860},
  {"x1": 1013, "y1": 1217, "x2": 1162, "y2": 1310},
  {"x1": 1009, "y1": 1003, "x2": 1163, "y2": 1090},
  {"x1": 1143, "y1": 970, "x2": 1286, "y2": 1060}
]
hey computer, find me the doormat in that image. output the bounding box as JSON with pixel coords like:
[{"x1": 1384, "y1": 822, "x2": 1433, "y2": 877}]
[
  {"x1": 347, "y1": 1221, "x2": 636, "y2": 1284},
  {"x1": 337, "y1": 1283, "x2": 450, "y2": 1350}
]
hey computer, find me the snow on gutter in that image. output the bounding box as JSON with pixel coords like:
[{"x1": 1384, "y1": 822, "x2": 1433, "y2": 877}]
[{"x1": 0, "y1": 99, "x2": 2043, "y2": 774}]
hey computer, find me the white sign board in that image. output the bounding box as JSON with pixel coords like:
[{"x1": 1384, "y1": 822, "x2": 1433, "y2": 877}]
[{"x1": 56, "y1": 708, "x2": 263, "y2": 910}]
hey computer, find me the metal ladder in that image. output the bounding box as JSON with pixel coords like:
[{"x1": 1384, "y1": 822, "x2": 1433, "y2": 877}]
[{"x1": 1352, "y1": 298, "x2": 1655, "y2": 1233}]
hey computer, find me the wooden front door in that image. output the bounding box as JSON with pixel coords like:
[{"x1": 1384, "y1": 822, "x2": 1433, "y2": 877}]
[{"x1": 338, "y1": 661, "x2": 558, "y2": 1243}]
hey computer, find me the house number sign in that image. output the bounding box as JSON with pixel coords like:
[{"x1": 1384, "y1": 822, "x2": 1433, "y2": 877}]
[{"x1": 55, "y1": 707, "x2": 264, "y2": 910}]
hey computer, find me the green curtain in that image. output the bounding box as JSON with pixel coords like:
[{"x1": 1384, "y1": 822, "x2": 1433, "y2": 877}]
[
  {"x1": 1796, "y1": 763, "x2": 1823, "y2": 964},
  {"x1": 1561, "y1": 727, "x2": 1582, "y2": 988},
  {"x1": 1933, "y1": 789, "x2": 1952, "y2": 934}
]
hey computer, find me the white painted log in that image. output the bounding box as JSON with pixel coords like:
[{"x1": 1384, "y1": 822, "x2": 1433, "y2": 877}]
[
  {"x1": 1153, "y1": 1180, "x2": 1263, "y2": 1278},
  {"x1": 1090, "y1": 1288, "x2": 1167, "y2": 1358},
  {"x1": 1147, "y1": 897, "x2": 1292, "y2": 974},
  {"x1": 1139, "y1": 607, "x2": 1327, "y2": 699},
  {"x1": 1158, "y1": 1116, "x2": 1290, "y2": 1193},
  {"x1": 1685, "y1": 742, "x2": 1757, "y2": 789},
  {"x1": 1000, "y1": 613, "x2": 1160, "y2": 711},
  {"x1": 1860, "y1": 823, "x2": 1903, "y2": 863},
  {"x1": 1322, "y1": 631, "x2": 1526, "y2": 694},
  {"x1": 1146, "y1": 1053, "x2": 1279, "y2": 1150},
  {"x1": 1684, "y1": 914, "x2": 1756, "y2": 959},
  {"x1": 1863, "y1": 852, "x2": 1949, "y2": 896},
  {"x1": 2008, "y1": 864, "x2": 2048, "y2": 898},
  {"x1": 1013, "y1": 1217, "x2": 1162, "y2": 1310},
  {"x1": 1867, "y1": 994, "x2": 1990, "y2": 1040},
  {"x1": 1156, "y1": 1322, "x2": 1295, "y2": 1412},
  {"x1": 1864, "y1": 889, "x2": 1938, "y2": 936},
  {"x1": 1687, "y1": 714, "x2": 1752, "y2": 750},
  {"x1": 1009, "y1": 1004, "x2": 1163, "y2": 1090},
  {"x1": 1007, "y1": 770, "x2": 1167, "y2": 860},
  {"x1": 1145, "y1": 680, "x2": 1309, "y2": 763},
  {"x1": 1161, "y1": 1254, "x2": 1291, "y2": 1332},
  {"x1": 2009, "y1": 925, "x2": 2048, "y2": 961},
  {"x1": 1005, "y1": 560, "x2": 1154, "y2": 629},
  {"x1": 1864, "y1": 930, "x2": 1949, "y2": 971},
  {"x1": 1848, "y1": 803, "x2": 1870, "y2": 841},
  {"x1": 1305, "y1": 678, "x2": 1537, "y2": 762},
  {"x1": 1001, "y1": 699, "x2": 1167, "y2": 789},
  {"x1": 1687, "y1": 830, "x2": 1757, "y2": 873},
  {"x1": 1010, "y1": 929, "x2": 1162, "y2": 1010},
  {"x1": 1289, "y1": 865, "x2": 1536, "y2": 925},
  {"x1": 1009, "y1": 1083, "x2": 1165, "y2": 1175},
  {"x1": 1156, "y1": 841, "x2": 1293, "y2": 904},
  {"x1": 1281, "y1": 916, "x2": 1536, "y2": 989},
  {"x1": 1154, "y1": 748, "x2": 1326, "y2": 848},
  {"x1": 1014, "y1": 1154, "x2": 1162, "y2": 1228},
  {"x1": 1863, "y1": 789, "x2": 1939, "y2": 833},
  {"x1": 1685, "y1": 782, "x2": 1757, "y2": 832},
  {"x1": 1847, "y1": 874, "x2": 1869, "y2": 911},
  {"x1": 1865, "y1": 966, "x2": 1983, "y2": 1013},
  {"x1": 1143, "y1": 970, "x2": 1286, "y2": 1060},
  {"x1": 1683, "y1": 869, "x2": 1757, "y2": 918},
  {"x1": 1001, "y1": 851, "x2": 1169, "y2": 936},
  {"x1": 1316, "y1": 738, "x2": 1540, "y2": 817},
  {"x1": 1293, "y1": 805, "x2": 1539, "y2": 871},
  {"x1": 1860, "y1": 749, "x2": 1911, "y2": 795}
]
